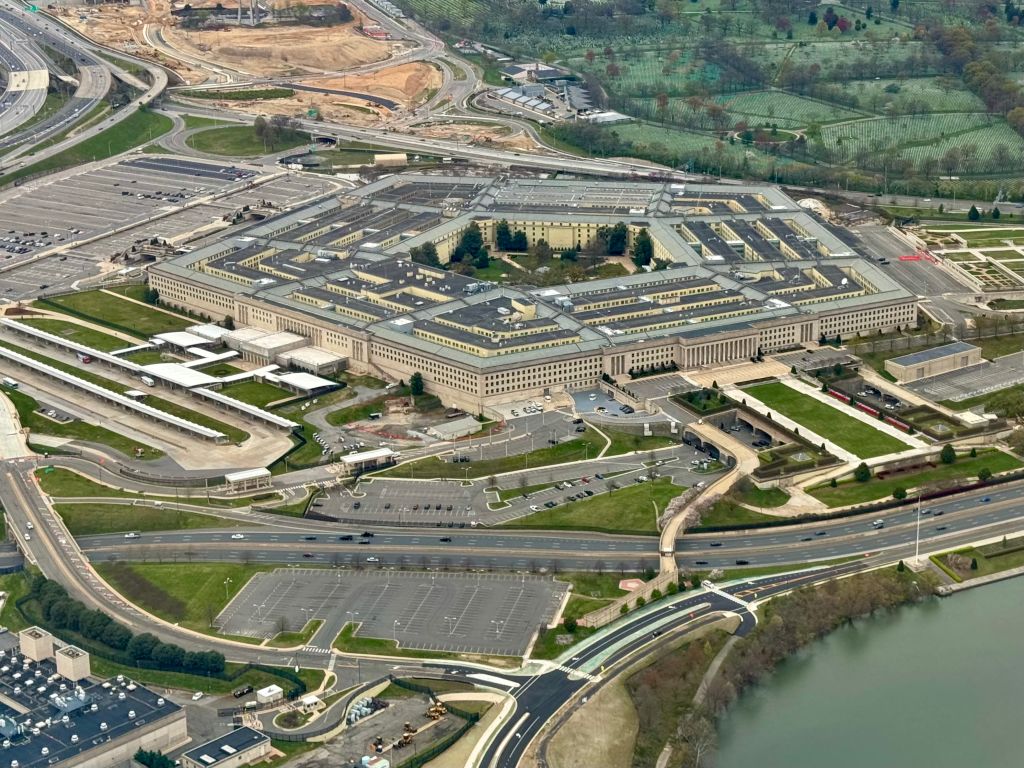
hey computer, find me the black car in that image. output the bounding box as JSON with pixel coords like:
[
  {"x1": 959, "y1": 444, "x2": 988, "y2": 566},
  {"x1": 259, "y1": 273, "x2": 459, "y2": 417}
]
[
  {"x1": 936, "y1": 525, "x2": 948, "y2": 531},
  {"x1": 302, "y1": 553, "x2": 314, "y2": 558},
  {"x1": 694, "y1": 560, "x2": 709, "y2": 565},
  {"x1": 801, "y1": 537, "x2": 812, "y2": 542},
  {"x1": 362, "y1": 531, "x2": 375, "y2": 538},
  {"x1": 735, "y1": 559, "x2": 750, "y2": 565},
  {"x1": 339, "y1": 535, "x2": 354, "y2": 541},
  {"x1": 384, "y1": 503, "x2": 391, "y2": 510},
  {"x1": 815, "y1": 531, "x2": 828, "y2": 536},
  {"x1": 710, "y1": 541, "x2": 723, "y2": 547},
  {"x1": 353, "y1": 501, "x2": 361, "y2": 509},
  {"x1": 934, "y1": 510, "x2": 944, "y2": 516},
  {"x1": 439, "y1": 536, "x2": 452, "y2": 542},
  {"x1": 303, "y1": 536, "x2": 317, "y2": 541},
  {"x1": 446, "y1": 504, "x2": 453, "y2": 511}
]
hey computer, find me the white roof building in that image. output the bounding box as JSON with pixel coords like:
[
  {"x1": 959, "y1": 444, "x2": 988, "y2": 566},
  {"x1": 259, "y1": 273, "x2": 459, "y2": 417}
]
[{"x1": 141, "y1": 363, "x2": 220, "y2": 388}]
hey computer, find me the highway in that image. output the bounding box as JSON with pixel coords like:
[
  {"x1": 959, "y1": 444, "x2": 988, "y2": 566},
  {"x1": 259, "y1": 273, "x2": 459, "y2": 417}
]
[
  {"x1": 35, "y1": 481, "x2": 1024, "y2": 575},
  {"x1": 0, "y1": 1, "x2": 167, "y2": 168},
  {"x1": 0, "y1": 14, "x2": 47, "y2": 138}
]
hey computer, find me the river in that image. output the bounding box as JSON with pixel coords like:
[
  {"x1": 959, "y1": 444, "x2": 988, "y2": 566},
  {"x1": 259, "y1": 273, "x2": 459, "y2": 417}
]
[{"x1": 716, "y1": 577, "x2": 1024, "y2": 768}]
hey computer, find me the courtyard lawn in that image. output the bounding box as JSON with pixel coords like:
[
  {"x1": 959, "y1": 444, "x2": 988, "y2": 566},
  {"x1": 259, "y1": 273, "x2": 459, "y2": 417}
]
[
  {"x1": 219, "y1": 381, "x2": 296, "y2": 408},
  {"x1": 698, "y1": 499, "x2": 778, "y2": 528},
  {"x1": 38, "y1": 290, "x2": 193, "y2": 336},
  {"x1": 807, "y1": 450, "x2": 1022, "y2": 507},
  {"x1": 18, "y1": 318, "x2": 133, "y2": 352},
  {"x1": 498, "y1": 478, "x2": 684, "y2": 535},
  {"x1": 54, "y1": 502, "x2": 240, "y2": 536},
  {"x1": 743, "y1": 382, "x2": 910, "y2": 459},
  {"x1": 603, "y1": 428, "x2": 677, "y2": 456}
]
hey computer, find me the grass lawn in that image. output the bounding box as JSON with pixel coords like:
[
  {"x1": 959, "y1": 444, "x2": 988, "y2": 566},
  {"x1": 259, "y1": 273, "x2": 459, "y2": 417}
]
[
  {"x1": 497, "y1": 480, "x2": 556, "y2": 502},
  {"x1": 744, "y1": 381, "x2": 910, "y2": 459},
  {"x1": 603, "y1": 428, "x2": 677, "y2": 456},
  {"x1": 333, "y1": 623, "x2": 461, "y2": 660},
  {"x1": 499, "y1": 478, "x2": 684, "y2": 535},
  {"x1": 530, "y1": 625, "x2": 598, "y2": 660},
  {"x1": 89, "y1": 656, "x2": 320, "y2": 697},
  {"x1": 2, "y1": 387, "x2": 162, "y2": 460},
  {"x1": 377, "y1": 433, "x2": 607, "y2": 479},
  {"x1": 733, "y1": 484, "x2": 789, "y2": 509},
  {"x1": 182, "y1": 114, "x2": 232, "y2": 130},
  {"x1": 187, "y1": 125, "x2": 308, "y2": 157},
  {"x1": 807, "y1": 450, "x2": 1022, "y2": 507},
  {"x1": 123, "y1": 350, "x2": 168, "y2": 365},
  {"x1": 146, "y1": 393, "x2": 249, "y2": 443},
  {"x1": 268, "y1": 619, "x2": 323, "y2": 648},
  {"x1": 699, "y1": 498, "x2": 778, "y2": 528},
  {"x1": 19, "y1": 318, "x2": 135, "y2": 351},
  {"x1": 197, "y1": 362, "x2": 246, "y2": 377},
  {"x1": 557, "y1": 571, "x2": 633, "y2": 599},
  {"x1": 219, "y1": 381, "x2": 295, "y2": 408},
  {"x1": 335, "y1": 371, "x2": 387, "y2": 389},
  {"x1": 54, "y1": 502, "x2": 240, "y2": 536},
  {"x1": 35, "y1": 467, "x2": 264, "y2": 508},
  {"x1": 0, "y1": 109, "x2": 172, "y2": 186},
  {"x1": 40, "y1": 290, "x2": 193, "y2": 336},
  {"x1": 96, "y1": 563, "x2": 277, "y2": 634}
]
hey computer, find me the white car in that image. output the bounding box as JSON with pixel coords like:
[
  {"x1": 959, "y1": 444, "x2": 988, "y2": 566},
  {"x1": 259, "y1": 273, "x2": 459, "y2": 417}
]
[
  {"x1": 366, "y1": 556, "x2": 380, "y2": 563},
  {"x1": 191, "y1": 692, "x2": 204, "y2": 701},
  {"x1": 530, "y1": 505, "x2": 541, "y2": 512},
  {"x1": 231, "y1": 533, "x2": 245, "y2": 540},
  {"x1": 26, "y1": 522, "x2": 33, "y2": 530}
]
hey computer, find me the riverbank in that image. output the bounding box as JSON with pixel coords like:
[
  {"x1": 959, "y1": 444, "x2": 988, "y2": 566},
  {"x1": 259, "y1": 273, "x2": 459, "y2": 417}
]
[{"x1": 715, "y1": 574, "x2": 1024, "y2": 768}]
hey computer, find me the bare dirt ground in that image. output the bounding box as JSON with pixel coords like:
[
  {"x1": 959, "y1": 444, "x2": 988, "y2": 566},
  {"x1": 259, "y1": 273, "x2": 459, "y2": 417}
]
[
  {"x1": 411, "y1": 121, "x2": 537, "y2": 151},
  {"x1": 163, "y1": 20, "x2": 393, "y2": 78},
  {"x1": 198, "y1": 92, "x2": 386, "y2": 126},
  {"x1": 303, "y1": 62, "x2": 443, "y2": 109},
  {"x1": 542, "y1": 680, "x2": 638, "y2": 768}
]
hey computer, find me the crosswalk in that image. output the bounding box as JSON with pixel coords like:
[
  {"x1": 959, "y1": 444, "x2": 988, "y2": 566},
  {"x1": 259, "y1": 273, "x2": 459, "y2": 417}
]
[
  {"x1": 555, "y1": 664, "x2": 600, "y2": 683},
  {"x1": 303, "y1": 645, "x2": 332, "y2": 654}
]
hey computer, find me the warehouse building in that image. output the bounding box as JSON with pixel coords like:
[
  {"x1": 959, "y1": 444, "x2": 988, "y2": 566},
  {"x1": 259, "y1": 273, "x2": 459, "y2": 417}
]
[{"x1": 884, "y1": 341, "x2": 981, "y2": 383}]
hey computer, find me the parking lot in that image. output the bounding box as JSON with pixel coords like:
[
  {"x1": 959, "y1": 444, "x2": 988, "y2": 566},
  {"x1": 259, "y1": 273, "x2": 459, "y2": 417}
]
[
  {"x1": 907, "y1": 351, "x2": 1024, "y2": 403},
  {"x1": 215, "y1": 568, "x2": 567, "y2": 656},
  {"x1": 619, "y1": 373, "x2": 695, "y2": 401}
]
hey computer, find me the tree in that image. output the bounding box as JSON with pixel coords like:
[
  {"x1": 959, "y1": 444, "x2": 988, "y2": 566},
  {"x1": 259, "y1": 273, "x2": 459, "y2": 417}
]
[
  {"x1": 940, "y1": 443, "x2": 957, "y2": 464},
  {"x1": 830, "y1": 477, "x2": 838, "y2": 488},
  {"x1": 631, "y1": 228, "x2": 654, "y2": 268},
  {"x1": 970, "y1": 447, "x2": 977, "y2": 457},
  {"x1": 853, "y1": 462, "x2": 871, "y2": 482},
  {"x1": 971, "y1": 557, "x2": 979, "y2": 570},
  {"x1": 893, "y1": 487, "x2": 907, "y2": 500},
  {"x1": 473, "y1": 247, "x2": 490, "y2": 270},
  {"x1": 409, "y1": 372, "x2": 424, "y2": 396},
  {"x1": 599, "y1": 222, "x2": 628, "y2": 255},
  {"x1": 127, "y1": 632, "x2": 160, "y2": 662},
  {"x1": 142, "y1": 287, "x2": 159, "y2": 305},
  {"x1": 410, "y1": 242, "x2": 440, "y2": 267},
  {"x1": 807, "y1": 9, "x2": 818, "y2": 24},
  {"x1": 564, "y1": 617, "x2": 578, "y2": 632},
  {"x1": 495, "y1": 220, "x2": 512, "y2": 250},
  {"x1": 968, "y1": 205, "x2": 981, "y2": 221},
  {"x1": 978, "y1": 466, "x2": 993, "y2": 482},
  {"x1": 222, "y1": 315, "x2": 235, "y2": 331},
  {"x1": 510, "y1": 231, "x2": 528, "y2": 251},
  {"x1": 993, "y1": 206, "x2": 1001, "y2": 220},
  {"x1": 897, "y1": 559, "x2": 905, "y2": 572}
]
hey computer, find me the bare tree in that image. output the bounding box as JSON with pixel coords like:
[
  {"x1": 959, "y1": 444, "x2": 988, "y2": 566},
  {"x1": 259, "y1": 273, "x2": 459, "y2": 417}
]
[{"x1": 679, "y1": 713, "x2": 717, "y2": 768}]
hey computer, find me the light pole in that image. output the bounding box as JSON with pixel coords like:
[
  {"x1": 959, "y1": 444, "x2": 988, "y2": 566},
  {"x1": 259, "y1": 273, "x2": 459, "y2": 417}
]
[
  {"x1": 445, "y1": 616, "x2": 457, "y2": 636},
  {"x1": 915, "y1": 493, "x2": 922, "y2": 561},
  {"x1": 490, "y1": 619, "x2": 504, "y2": 638},
  {"x1": 223, "y1": 577, "x2": 232, "y2": 601},
  {"x1": 346, "y1": 610, "x2": 359, "y2": 628},
  {"x1": 393, "y1": 619, "x2": 401, "y2": 642}
]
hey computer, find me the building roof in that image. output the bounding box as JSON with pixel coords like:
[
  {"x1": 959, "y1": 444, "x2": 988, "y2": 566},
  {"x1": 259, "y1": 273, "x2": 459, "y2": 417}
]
[
  {"x1": 888, "y1": 341, "x2": 979, "y2": 367},
  {"x1": 277, "y1": 346, "x2": 345, "y2": 366},
  {"x1": 188, "y1": 324, "x2": 232, "y2": 341},
  {"x1": 183, "y1": 727, "x2": 269, "y2": 768},
  {"x1": 224, "y1": 468, "x2": 272, "y2": 483},
  {"x1": 142, "y1": 363, "x2": 220, "y2": 388},
  {"x1": 427, "y1": 414, "x2": 481, "y2": 439},
  {"x1": 153, "y1": 331, "x2": 211, "y2": 348},
  {"x1": 339, "y1": 447, "x2": 394, "y2": 465},
  {"x1": 269, "y1": 371, "x2": 337, "y2": 392}
]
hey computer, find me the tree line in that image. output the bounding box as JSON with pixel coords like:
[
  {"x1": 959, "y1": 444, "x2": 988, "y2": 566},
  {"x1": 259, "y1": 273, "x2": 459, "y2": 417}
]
[{"x1": 28, "y1": 575, "x2": 226, "y2": 677}]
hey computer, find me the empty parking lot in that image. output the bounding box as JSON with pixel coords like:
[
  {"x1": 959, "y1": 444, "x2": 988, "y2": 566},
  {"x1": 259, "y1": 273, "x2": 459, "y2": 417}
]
[{"x1": 215, "y1": 568, "x2": 567, "y2": 656}]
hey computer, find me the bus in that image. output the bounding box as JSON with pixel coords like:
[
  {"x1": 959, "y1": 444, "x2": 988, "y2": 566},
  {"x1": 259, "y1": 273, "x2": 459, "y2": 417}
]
[{"x1": 1, "y1": 377, "x2": 17, "y2": 389}]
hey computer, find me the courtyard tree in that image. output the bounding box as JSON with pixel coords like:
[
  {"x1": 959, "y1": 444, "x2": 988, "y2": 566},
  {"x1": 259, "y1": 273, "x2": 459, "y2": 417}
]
[
  {"x1": 853, "y1": 462, "x2": 871, "y2": 482},
  {"x1": 410, "y1": 372, "x2": 425, "y2": 396},
  {"x1": 940, "y1": 443, "x2": 957, "y2": 464}
]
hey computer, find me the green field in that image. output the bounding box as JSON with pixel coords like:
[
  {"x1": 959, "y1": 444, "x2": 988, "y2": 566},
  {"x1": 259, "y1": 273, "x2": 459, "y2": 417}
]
[
  {"x1": 219, "y1": 381, "x2": 295, "y2": 408},
  {"x1": 743, "y1": 382, "x2": 910, "y2": 459},
  {"x1": 19, "y1": 318, "x2": 133, "y2": 352},
  {"x1": 41, "y1": 290, "x2": 192, "y2": 336},
  {"x1": 96, "y1": 563, "x2": 276, "y2": 634},
  {"x1": 499, "y1": 478, "x2": 684, "y2": 535},
  {"x1": 187, "y1": 125, "x2": 309, "y2": 157},
  {"x1": 0, "y1": 109, "x2": 173, "y2": 186},
  {"x1": 807, "y1": 450, "x2": 1021, "y2": 507},
  {"x1": 35, "y1": 467, "x2": 262, "y2": 507},
  {"x1": 2, "y1": 387, "x2": 161, "y2": 460},
  {"x1": 54, "y1": 502, "x2": 239, "y2": 535}
]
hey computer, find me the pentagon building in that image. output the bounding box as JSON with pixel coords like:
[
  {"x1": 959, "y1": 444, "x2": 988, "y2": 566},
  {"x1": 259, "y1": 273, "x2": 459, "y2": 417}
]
[{"x1": 149, "y1": 175, "x2": 916, "y2": 412}]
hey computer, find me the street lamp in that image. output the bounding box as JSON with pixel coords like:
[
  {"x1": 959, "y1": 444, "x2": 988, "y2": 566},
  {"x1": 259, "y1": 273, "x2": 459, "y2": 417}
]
[
  {"x1": 445, "y1": 616, "x2": 457, "y2": 636},
  {"x1": 393, "y1": 619, "x2": 401, "y2": 642},
  {"x1": 223, "y1": 577, "x2": 232, "y2": 601},
  {"x1": 346, "y1": 610, "x2": 359, "y2": 628},
  {"x1": 490, "y1": 619, "x2": 504, "y2": 638}
]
